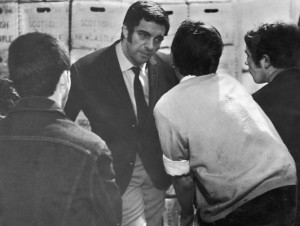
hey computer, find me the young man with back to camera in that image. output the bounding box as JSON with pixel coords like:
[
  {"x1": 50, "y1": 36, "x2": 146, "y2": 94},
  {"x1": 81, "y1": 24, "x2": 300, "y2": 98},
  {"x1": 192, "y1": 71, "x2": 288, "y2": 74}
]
[
  {"x1": 245, "y1": 21, "x2": 300, "y2": 226},
  {"x1": 154, "y1": 20, "x2": 297, "y2": 226},
  {"x1": 0, "y1": 32, "x2": 122, "y2": 226},
  {"x1": 64, "y1": 1, "x2": 178, "y2": 225}
]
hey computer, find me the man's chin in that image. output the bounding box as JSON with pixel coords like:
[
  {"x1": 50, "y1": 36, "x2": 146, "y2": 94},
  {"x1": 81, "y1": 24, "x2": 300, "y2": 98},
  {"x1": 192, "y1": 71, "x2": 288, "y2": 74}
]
[{"x1": 137, "y1": 56, "x2": 151, "y2": 64}]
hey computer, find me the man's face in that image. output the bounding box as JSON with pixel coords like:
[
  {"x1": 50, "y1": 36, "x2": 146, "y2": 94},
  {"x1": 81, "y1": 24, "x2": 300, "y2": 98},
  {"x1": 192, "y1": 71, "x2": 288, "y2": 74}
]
[
  {"x1": 245, "y1": 47, "x2": 268, "y2": 84},
  {"x1": 122, "y1": 18, "x2": 166, "y2": 66}
]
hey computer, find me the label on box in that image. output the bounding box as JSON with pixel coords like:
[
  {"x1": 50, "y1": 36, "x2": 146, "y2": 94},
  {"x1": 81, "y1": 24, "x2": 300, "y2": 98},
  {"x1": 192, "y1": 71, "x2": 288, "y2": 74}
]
[
  {"x1": 189, "y1": 2, "x2": 235, "y2": 44},
  {"x1": 19, "y1": 2, "x2": 69, "y2": 46},
  {"x1": 72, "y1": 1, "x2": 130, "y2": 49},
  {"x1": 0, "y1": 2, "x2": 18, "y2": 49}
]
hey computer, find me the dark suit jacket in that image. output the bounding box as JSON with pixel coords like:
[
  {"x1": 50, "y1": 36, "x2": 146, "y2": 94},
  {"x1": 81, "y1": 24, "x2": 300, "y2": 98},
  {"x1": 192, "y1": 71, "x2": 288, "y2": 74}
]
[
  {"x1": 65, "y1": 41, "x2": 178, "y2": 194},
  {"x1": 253, "y1": 68, "x2": 300, "y2": 158},
  {"x1": 252, "y1": 68, "x2": 300, "y2": 224}
]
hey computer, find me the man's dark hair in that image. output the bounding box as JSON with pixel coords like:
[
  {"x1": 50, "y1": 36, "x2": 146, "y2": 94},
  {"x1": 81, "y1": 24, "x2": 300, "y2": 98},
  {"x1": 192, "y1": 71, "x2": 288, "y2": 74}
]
[
  {"x1": 244, "y1": 22, "x2": 300, "y2": 68},
  {"x1": 0, "y1": 77, "x2": 19, "y2": 117},
  {"x1": 171, "y1": 20, "x2": 223, "y2": 76},
  {"x1": 121, "y1": 0, "x2": 170, "y2": 40},
  {"x1": 8, "y1": 32, "x2": 70, "y2": 97}
]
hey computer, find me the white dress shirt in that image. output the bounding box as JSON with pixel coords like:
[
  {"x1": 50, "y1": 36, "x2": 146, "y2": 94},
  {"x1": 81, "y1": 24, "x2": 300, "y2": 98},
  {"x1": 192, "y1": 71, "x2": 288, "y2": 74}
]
[{"x1": 115, "y1": 42, "x2": 149, "y2": 118}]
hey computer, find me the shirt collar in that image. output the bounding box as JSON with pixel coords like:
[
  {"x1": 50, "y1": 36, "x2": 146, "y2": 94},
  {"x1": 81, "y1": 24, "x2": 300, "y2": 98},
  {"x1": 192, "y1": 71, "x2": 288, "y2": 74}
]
[
  {"x1": 180, "y1": 74, "x2": 216, "y2": 84},
  {"x1": 116, "y1": 42, "x2": 147, "y2": 73},
  {"x1": 180, "y1": 75, "x2": 197, "y2": 83}
]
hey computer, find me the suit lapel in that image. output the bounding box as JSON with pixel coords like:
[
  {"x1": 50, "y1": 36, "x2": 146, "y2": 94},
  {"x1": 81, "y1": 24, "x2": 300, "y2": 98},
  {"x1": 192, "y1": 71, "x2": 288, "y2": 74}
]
[
  {"x1": 105, "y1": 42, "x2": 136, "y2": 118},
  {"x1": 104, "y1": 43, "x2": 159, "y2": 126}
]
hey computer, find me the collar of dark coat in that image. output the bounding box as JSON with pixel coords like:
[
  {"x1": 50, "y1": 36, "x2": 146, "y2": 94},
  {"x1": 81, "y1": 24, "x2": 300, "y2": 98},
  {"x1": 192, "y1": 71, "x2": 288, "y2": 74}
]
[
  {"x1": 11, "y1": 97, "x2": 65, "y2": 116},
  {"x1": 271, "y1": 67, "x2": 300, "y2": 84}
]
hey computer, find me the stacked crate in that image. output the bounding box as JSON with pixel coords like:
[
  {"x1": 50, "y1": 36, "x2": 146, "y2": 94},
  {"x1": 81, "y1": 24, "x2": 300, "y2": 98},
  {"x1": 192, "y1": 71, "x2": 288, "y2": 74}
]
[
  {"x1": 18, "y1": 0, "x2": 70, "y2": 47},
  {"x1": 155, "y1": 0, "x2": 188, "y2": 49},
  {"x1": 70, "y1": 0, "x2": 130, "y2": 63},
  {"x1": 0, "y1": 0, "x2": 18, "y2": 77},
  {"x1": 187, "y1": 0, "x2": 238, "y2": 78}
]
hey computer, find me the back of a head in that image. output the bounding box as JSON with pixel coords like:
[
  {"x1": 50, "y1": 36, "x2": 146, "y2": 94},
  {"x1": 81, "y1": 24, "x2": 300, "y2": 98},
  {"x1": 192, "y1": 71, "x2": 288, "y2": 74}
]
[
  {"x1": 244, "y1": 22, "x2": 300, "y2": 68},
  {"x1": 8, "y1": 32, "x2": 70, "y2": 98},
  {"x1": 0, "y1": 77, "x2": 19, "y2": 117},
  {"x1": 171, "y1": 20, "x2": 223, "y2": 76},
  {"x1": 121, "y1": 0, "x2": 170, "y2": 39}
]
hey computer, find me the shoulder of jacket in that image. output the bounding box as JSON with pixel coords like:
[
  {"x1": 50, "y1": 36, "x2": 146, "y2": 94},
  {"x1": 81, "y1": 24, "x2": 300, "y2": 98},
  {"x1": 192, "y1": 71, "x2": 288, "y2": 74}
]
[{"x1": 50, "y1": 120, "x2": 110, "y2": 159}]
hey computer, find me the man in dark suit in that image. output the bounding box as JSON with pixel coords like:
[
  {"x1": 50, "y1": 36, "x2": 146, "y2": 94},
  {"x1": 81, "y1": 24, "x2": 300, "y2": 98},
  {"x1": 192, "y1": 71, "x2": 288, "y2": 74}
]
[
  {"x1": 65, "y1": 1, "x2": 178, "y2": 225},
  {"x1": 245, "y1": 22, "x2": 300, "y2": 226}
]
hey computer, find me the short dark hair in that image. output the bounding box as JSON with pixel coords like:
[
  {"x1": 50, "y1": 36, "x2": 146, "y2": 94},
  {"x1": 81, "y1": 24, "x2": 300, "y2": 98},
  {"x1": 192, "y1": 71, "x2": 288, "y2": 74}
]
[
  {"x1": 0, "y1": 77, "x2": 19, "y2": 117},
  {"x1": 121, "y1": 0, "x2": 170, "y2": 40},
  {"x1": 8, "y1": 32, "x2": 70, "y2": 97},
  {"x1": 171, "y1": 20, "x2": 223, "y2": 76},
  {"x1": 244, "y1": 22, "x2": 300, "y2": 68}
]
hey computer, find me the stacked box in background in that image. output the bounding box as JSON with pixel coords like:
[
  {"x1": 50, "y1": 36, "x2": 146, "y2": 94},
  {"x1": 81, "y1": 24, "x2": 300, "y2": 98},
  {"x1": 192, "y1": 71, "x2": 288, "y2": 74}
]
[
  {"x1": 187, "y1": 0, "x2": 238, "y2": 78},
  {"x1": 18, "y1": 0, "x2": 69, "y2": 47},
  {"x1": 155, "y1": 0, "x2": 188, "y2": 49},
  {"x1": 70, "y1": 0, "x2": 130, "y2": 63},
  {"x1": 164, "y1": 185, "x2": 181, "y2": 226},
  {"x1": 0, "y1": 0, "x2": 18, "y2": 78}
]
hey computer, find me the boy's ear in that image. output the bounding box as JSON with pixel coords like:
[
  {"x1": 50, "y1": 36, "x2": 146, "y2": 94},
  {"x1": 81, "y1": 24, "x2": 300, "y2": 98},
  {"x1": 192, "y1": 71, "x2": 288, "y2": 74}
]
[{"x1": 260, "y1": 54, "x2": 271, "y2": 69}]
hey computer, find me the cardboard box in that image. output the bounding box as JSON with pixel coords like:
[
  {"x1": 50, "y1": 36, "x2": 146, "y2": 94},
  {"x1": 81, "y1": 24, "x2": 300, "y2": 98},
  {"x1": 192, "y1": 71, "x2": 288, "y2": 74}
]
[
  {"x1": 156, "y1": 1, "x2": 188, "y2": 48},
  {"x1": 163, "y1": 197, "x2": 181, "y2": 226},
  {"x1": 218, "y1": 45, "x2": 238, "y2": 78},
  {"x1": 19, "y1": 1, "x2": 69, "y2": 46},
  {"x1": 188, "y1": 2, "x2": 235, "y2": 45},
  {"x1": 0, "y1": 2, "x2": 18, "y2": 49},
  {"x1": 71, "y1": 1, "x2": 130, "y2": 49}
]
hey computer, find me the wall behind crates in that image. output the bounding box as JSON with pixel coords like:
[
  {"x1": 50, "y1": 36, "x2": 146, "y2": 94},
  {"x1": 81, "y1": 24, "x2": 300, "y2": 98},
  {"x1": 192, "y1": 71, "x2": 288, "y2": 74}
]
[{"x1": 0, "y1": 0, "x2": 300, "y2": 93}]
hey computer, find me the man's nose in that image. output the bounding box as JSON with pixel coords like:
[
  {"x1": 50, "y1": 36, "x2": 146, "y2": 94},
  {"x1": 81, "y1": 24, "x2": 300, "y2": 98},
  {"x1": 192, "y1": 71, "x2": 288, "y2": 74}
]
[{"x1": 145, "y1": 38, "x2": 154, "y2": 51}]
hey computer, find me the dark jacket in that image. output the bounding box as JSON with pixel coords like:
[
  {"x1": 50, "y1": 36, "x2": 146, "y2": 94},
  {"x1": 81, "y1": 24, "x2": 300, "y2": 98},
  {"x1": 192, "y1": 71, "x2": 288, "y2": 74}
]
[
  {"x1": 253, "y1": 68, "x2": 300, "y2": 225},
  {"x1": 253, "y1": 68, "x2": 300, "y2": 160},
  {"x1": 0, "y1": 97, "x2": 122, "y2": 226},
  {"x1": 65, "y1": 41, "x2": 178, "y2": 194}
]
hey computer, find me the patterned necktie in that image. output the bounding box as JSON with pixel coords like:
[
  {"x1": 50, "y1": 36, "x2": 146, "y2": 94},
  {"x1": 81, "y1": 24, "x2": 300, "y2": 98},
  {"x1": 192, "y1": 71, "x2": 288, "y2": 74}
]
[{"x1": 132, "y1": 66, "x2": 148, "y2": 126}]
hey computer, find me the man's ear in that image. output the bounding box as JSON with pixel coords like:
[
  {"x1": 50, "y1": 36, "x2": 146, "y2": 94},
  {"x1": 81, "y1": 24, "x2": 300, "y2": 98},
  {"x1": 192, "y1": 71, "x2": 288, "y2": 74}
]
[
  {"x1": 122, "y1": 25, "x2": 129, "y2": 39},
  {"x1": 260, "y1": 54, "x2": 271, "y2": 69}
]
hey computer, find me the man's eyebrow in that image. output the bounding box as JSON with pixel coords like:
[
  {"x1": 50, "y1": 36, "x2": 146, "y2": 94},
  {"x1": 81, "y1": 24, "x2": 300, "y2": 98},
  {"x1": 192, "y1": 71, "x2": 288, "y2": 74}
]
[{"x1": 137, "y1": 29, "x2": 151, "y2": 35}]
